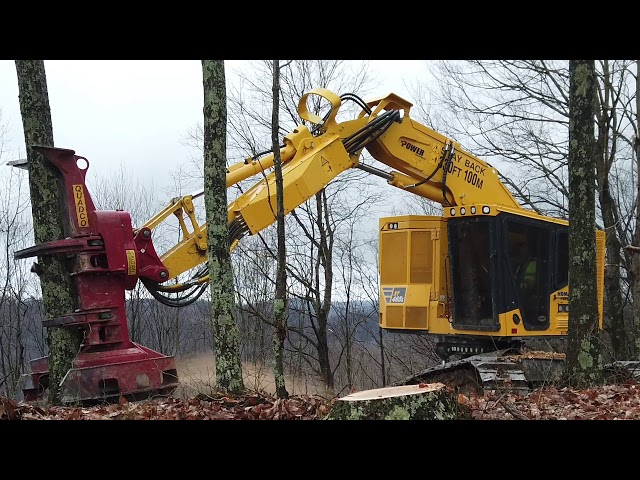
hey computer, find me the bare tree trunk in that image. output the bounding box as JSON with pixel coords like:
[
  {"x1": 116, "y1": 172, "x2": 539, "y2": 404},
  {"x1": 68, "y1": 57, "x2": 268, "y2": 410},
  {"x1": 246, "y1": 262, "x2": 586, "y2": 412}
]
[
  {"x1": 335, "y1": 226, "x2": 360, "y2": 392},
  {"x1": 14, "y1": 60, "x2": 83, "y2": 405},
  {"x1": 634, "y1": 60, "x2": 640, "y2": 359},
  {"x1": 314, "y1": 190, "x2": 335, "y2": 390},
  {"x1": 201, "y1": 60, "x2": 244, "y2": 394},
  {"x1": 565, "y1": 60, "x2": 604, "y2": 388},
  {"x1": 0, "y1": 161, "x2": 32, "y2": 399},
  {"x1": 271, "y1": 60, "x2": 289, "y2": 399},
  {"x1": 594, "y1": 60, "x2": 629, "y2": 360}
]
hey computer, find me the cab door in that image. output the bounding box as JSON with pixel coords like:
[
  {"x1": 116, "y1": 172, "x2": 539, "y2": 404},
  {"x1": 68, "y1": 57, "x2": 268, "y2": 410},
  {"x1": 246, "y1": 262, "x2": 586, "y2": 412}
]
[{"x1": 502, "y1": 216, "x2": 552, "y2": 331}]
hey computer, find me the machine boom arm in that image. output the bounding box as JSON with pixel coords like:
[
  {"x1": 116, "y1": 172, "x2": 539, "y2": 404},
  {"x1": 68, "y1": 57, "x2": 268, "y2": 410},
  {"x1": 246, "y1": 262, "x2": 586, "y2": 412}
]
[{"x1": 145, "y1": 88, "x2": 523, "y2": 297}]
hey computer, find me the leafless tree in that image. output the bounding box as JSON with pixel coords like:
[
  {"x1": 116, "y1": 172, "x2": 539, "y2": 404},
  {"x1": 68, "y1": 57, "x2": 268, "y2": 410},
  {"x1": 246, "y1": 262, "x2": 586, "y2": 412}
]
[
  {"x1": 626, "y1": 60, "x2": 640, "y2": 359},
  {"x1": 270, "y1": 59, "x2": 289, "y2": 398},
  {"x1": 185, "y1": 61, "x2": 378, "y2": 392},
  {"x1": 0, "y1": 130, "x2": 40, "y2": 398},
  {"x1": 202, "y1": 60, "x2": 244, "y2": 394},
  {"x1": 15, "y1": 60, "x2": 83, "y2": 404},
  {"x1": 420, "y1": 60, "x2": 638, "y2": 361},
  {"x1": 565, "y1": 60, "x2": 604, "y2": 387},
  {"x1": 179, "y1": 60, "x2": 455, "y2": 395}
]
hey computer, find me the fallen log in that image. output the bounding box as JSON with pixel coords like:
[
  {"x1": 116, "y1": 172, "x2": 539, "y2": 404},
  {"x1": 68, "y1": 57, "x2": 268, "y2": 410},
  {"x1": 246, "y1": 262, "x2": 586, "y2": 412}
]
[{"x1": 325, "y1": 383, "x2": 471, "y2": 420}]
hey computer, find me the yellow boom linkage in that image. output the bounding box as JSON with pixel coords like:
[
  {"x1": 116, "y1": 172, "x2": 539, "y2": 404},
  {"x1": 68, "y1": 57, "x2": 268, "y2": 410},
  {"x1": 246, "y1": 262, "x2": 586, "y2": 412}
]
[{"x1": 140, "y1": 87, "x2": 605, "y2": 363}]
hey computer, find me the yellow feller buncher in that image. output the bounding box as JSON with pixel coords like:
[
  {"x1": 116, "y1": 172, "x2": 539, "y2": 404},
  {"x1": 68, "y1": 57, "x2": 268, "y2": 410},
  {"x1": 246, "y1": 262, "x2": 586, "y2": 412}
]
[{"x1": 17, "y1": 88, "x2": 639, "y2": 403}]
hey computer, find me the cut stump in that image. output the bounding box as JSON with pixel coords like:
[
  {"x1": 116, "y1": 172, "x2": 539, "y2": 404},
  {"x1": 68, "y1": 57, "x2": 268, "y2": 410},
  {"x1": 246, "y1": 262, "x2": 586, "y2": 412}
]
[{"x1": 325, "y1": 383, "x2": 471, "y2": 420}]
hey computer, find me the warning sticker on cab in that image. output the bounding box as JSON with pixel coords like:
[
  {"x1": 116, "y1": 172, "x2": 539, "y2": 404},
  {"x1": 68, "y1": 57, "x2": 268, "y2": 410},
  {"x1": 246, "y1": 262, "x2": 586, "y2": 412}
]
[
  {"x1": 126, "y1": 250, "x2": 136, "y2": 276},
  {"x1": 73, "y1": 184, "x2": 89, "y2": 228}
]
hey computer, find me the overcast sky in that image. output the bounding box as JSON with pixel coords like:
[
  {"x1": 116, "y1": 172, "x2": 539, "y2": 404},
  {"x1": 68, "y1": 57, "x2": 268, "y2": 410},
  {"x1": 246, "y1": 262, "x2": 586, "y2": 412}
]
[{"x1": 0, "y1": 60, "x2": 430, "y2": 196}]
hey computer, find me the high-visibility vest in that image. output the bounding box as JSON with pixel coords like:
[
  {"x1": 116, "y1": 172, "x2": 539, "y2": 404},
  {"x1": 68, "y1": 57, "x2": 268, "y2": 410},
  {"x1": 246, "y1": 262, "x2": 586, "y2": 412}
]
[{"x1": 521, "y1": 260, "x2": 536, "y2": 288}]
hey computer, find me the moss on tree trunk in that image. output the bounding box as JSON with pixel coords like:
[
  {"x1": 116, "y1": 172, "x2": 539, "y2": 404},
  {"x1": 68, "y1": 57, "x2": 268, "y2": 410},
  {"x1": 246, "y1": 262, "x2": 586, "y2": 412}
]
[
  {"x1": 201, "y1": 60, "x2": 244, "y2": 395},
  {"x1": 271, "y1": 59, "x2": 289, "y2": 399},
  {"x1": 325, "y1": 384, "x2": 471, "y2": 420},
  {"x1": 565, "y1": 60, "x2": 604, "y2": 388},
  {"x1": 15, "y1": 60, "x2": 83, "y2": 405}
]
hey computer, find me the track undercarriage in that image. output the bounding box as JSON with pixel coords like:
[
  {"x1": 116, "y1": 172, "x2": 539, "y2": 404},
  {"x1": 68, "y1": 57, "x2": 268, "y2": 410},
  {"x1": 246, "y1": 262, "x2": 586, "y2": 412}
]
[
  {"x1": 395, "y1": 349, "x2": 559, "y2": 396},
  {"x1": 395, "y1": 343, "x2": 640, "y2": 395}
]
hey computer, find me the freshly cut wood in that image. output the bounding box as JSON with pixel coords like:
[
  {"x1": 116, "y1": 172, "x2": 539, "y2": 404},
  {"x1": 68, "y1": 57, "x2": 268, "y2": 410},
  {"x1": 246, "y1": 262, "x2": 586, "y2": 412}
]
[{"x1": 325, "y1": 383, "x2": 471, "y2": 420}]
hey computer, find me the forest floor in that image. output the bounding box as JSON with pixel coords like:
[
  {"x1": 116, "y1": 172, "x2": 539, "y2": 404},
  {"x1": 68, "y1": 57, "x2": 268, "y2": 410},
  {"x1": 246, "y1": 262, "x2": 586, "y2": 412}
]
[
  {"x1": 3, "y1": 381, "x2": 640, "y2": 420},
  {"x1": 4, "y1": 353, "x2": 640, "y2": 420}
]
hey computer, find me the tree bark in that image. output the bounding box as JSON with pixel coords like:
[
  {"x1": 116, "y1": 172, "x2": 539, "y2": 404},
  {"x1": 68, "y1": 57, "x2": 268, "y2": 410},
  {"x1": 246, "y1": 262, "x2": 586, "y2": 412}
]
[
  {"x1": 565, "y1": 60, "x2": 604, "y2": 388},
  {"x1": 325, "y1": 383, "x2": 470, "y2": 420},
  {"x1": 632, "y1": 60, "x2": 640, "y2": 360},
  {"x1": 271, "y1": 60, "x2": 289, "y2": 399},
  {"x1": 633, "y1": 60, "x2": 640, "y2": 360},
  {"x1": 14, "y1": 60, "x2": 83, "y2": 405},
  {"x1": 201, "y1": 60, "x2": 244, "y2": 394},
  {"x1": 314, "y1": 191, "x2": 335, "y2": 390},
  {"x1": 594, "y1": 61, "x2": 629, "y2": 360},
  {"x1": 625, "y1": 60, "x2": 640, "y2": 360}
]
